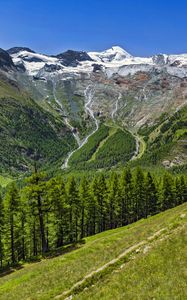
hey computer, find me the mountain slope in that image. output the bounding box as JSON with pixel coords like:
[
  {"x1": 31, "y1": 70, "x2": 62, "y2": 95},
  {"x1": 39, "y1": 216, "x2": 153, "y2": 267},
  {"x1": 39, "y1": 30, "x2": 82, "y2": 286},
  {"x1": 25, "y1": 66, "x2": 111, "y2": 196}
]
[
  {"x1": 0, "y1": 203, "x2": 186, "y2": 300},
  {"x1": 135, "y1": 105, "x2": 187, "y2": 169},
  {"x1": 0, "y1": 73, "x2": 75, "y2": 175},
  {"x1": 0, "y1": 45, "x2": 187, "y2": 174}
]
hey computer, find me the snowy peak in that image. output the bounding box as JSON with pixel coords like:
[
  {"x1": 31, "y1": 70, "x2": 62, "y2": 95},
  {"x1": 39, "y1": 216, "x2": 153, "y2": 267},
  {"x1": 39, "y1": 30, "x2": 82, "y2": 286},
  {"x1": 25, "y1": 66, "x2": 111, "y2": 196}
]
[
  {"x1": 88, "y1": 46, "x2": 132, "y2": 63},
  {"x1": 10, "y1": 49, "x2": 58, "y2": 75}
]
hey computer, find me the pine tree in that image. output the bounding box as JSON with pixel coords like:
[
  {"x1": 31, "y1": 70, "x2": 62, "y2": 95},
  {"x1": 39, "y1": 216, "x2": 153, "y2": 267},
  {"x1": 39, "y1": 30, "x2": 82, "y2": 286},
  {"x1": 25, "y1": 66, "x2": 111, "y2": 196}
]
[
  {"x1": 66, "y1": 176, "x2": 79, "y2": 242},
  {"x1": 176, "y1": 175, "x2": 187, "y2": 205},
  {"x1": 25, "y1": 171, "x2": 48, "y2": 254},
  {"x1": 5, "y1": 183, "x2": 20, "y2": 264},
  {"x1": 161, "y1": 173, "x2": 176, "y2": 210},
  {"x1": 108, "y1": 173, "x2": 119, "y2": 229},
  {"x1": 145, "y1": 172, "x2": 158, "y2": 217},
  {"x1": 79, "y1": 177, "x2": 90, "y2": 239},
  {"x1": 92, "y1": 174, "x2": 107, "y2": 233},
  {"x1": 119, "y1": 168, "x2": 133, "y2": 225},
  {"x1": 133, "y1": 168, "x2": 145, "y2": 221},
  {"x1": 47, "y1": 177, "x2": 68, "y2": 247},
  {"x1": 87, "y1": 177, "x2": 97, "y2": 235}
]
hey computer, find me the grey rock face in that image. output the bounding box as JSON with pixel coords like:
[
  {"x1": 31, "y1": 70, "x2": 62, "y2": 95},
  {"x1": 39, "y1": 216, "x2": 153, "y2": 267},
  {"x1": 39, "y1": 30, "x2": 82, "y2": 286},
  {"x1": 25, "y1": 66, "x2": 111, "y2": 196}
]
[
  {"x1": 0, "y1": 48, "x2": 15, "y2": 70},
  {"x1": 56, "y1": 50, "x2": 93, "y2": 66}
]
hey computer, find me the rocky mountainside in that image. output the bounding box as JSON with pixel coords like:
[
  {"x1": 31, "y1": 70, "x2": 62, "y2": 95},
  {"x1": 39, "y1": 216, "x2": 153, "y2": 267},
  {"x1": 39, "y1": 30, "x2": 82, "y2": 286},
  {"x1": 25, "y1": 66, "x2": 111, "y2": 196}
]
[{"x1": 0, "y1": 45, "x2": 187, "y2": 174}]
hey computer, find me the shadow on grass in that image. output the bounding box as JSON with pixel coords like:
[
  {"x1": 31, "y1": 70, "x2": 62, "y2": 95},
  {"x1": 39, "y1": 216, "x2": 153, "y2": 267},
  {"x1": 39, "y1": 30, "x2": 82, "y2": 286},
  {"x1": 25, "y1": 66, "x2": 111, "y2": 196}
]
[
  {"x1": 0, "y1": 239, "x2": 86, "y2": 277},
  {"x1": 44, "y1": 239, "x2": 86, "y2": 259},
  {"x1": 0, "y1": 264, "x2": 24, "y2": 278}
]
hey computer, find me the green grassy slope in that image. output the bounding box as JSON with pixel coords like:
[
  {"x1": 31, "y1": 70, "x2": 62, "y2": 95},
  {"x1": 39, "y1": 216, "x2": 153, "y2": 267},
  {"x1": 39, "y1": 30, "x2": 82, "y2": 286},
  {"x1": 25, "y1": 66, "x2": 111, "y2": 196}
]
[
  {"x1": 0, "y1": 203, "x2": 186, "y2": 300},
  {"x1": 0, "y1": 75, "x2": 75, "y2": 175},
  {"x1": 77, "y1": 225, "x2": 187, "y2": 300}
]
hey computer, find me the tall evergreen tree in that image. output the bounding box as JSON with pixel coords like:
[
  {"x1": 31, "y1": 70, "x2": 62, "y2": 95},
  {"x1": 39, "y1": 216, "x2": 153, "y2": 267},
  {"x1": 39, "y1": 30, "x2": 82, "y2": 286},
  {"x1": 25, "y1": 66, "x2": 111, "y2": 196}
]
[
  {"x1": 25, "y1": 171, "x2": 48, "y2": 254},
  {"x1": 161, "y1": 173, "x2": 176, "y2": 210},
  {"x1": 133, "y1": 168, "x2": 145, "y2": 221},
  {"x1": 47, "y1": 177, "x2": 67, "y2": 247},
  {"x1": 5, "y1": 184, "x2": 20, "y2": 264},
  {"x1": 108, "y1": 173, "x2": 119, "y2": 229},
  {"x1": 87, "y1": 177, "x2": 98, "y2": 235},
  {"x1": 119, "y1": 168, "x2": 133, "y2": 225},
  {"x1": 66, "y1": 176, "x2": 79, "y2": 242},
  {"x1": 93, "y1": 174, "x2": 108, "y2": 232},
  {"x1": 175, "y1": 175, "x2": 187, "y2": 205},
  {"x1": 79, "y1": 177, "x2": 90, "y2": 239},
  {"x1": 145, "y1": 172, "x2": 158, "y2": 217}
]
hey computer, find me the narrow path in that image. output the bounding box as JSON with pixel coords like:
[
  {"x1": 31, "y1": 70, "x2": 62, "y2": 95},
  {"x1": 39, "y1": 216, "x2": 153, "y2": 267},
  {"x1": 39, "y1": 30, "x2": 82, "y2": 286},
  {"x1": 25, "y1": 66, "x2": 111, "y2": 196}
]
[{"x1": 54, "y1": 227, "x2": 170, "y2": 300}]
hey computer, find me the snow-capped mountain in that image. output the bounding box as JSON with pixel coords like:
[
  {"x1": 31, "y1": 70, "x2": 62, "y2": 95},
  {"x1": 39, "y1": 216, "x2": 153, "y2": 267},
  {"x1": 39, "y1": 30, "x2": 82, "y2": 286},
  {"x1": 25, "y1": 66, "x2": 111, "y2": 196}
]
[
  {"x1": 88, "y1": 46, "x2": 132, "y2": 62},
  {"x1": 3, "y1": 44, "x2": 187, "y2": 128},
  {"x1": 7, "y1": 46, "x2": 187, "y2": 80}
]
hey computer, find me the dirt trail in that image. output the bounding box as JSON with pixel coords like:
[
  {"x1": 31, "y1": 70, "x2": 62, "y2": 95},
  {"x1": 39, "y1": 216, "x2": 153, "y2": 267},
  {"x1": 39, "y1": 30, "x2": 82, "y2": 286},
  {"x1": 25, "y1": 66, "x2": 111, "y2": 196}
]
[{"x1": 54, "y1": 227, "x2": 170, "y2": 300}]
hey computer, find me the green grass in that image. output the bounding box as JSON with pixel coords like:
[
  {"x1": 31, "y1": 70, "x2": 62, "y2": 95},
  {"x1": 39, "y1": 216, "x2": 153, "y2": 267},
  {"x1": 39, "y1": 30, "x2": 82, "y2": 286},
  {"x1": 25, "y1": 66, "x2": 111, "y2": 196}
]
[
  {"x1": 0, "y1": 203, "x2": 186, "y2": 300},
  {"x1": 77, "y1": 225, "x2": 187, "y2": 300}
]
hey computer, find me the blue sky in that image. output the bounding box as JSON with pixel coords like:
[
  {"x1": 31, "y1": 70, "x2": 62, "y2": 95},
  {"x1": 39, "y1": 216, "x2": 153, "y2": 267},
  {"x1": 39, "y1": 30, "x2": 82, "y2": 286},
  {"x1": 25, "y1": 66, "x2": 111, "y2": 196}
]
[{"x1": 1, "y1": 0, "x2": 187, "y2": 56}]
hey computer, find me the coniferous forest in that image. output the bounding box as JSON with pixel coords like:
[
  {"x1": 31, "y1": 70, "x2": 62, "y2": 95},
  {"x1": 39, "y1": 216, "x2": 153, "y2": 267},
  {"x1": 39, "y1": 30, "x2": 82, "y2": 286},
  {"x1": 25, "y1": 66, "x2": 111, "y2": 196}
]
[{"x1": 0, "y1": 167, "x2": 186, "y2": 269}]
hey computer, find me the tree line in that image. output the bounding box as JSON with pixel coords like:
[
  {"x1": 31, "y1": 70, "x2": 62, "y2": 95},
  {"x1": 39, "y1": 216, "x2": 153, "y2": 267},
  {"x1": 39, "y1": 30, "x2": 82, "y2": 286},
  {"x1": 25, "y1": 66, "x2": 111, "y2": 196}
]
[{"x1": 0, "y1": 167, "x2": 186, "y2": 268}]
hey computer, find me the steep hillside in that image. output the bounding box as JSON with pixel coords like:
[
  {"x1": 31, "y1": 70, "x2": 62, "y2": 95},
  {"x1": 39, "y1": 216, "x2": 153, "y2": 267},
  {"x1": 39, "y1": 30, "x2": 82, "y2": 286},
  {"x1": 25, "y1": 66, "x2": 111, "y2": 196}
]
[
  {"x1": 0, "y1": 203, "x2": 186, "y2": 300},
  {"x1": 0, "y1": 74, "x2": 75, "y2": 175},
  {"x1": 136, "y1": 105, "x2": 187, "y2": 169}
]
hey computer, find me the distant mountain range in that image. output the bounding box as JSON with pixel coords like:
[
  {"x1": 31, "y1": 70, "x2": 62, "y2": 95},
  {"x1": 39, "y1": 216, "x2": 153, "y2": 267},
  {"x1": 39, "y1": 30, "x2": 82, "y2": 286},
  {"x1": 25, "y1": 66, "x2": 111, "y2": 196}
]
[{"x1": 2, "y1": 45, "x2": 187, "y2": 76}]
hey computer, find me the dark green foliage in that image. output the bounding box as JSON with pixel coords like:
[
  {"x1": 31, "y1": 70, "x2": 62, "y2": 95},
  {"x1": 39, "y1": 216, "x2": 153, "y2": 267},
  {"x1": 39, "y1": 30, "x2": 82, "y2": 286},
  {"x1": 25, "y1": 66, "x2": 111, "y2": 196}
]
[
  {"x1": 70, "y1": 128, "x2": 136, "y2": 170},
  {"x1": 93, "y1": 129, "x2": 136, "y2": 167},
  {"x1": 161, "y1": 174, "x2": 176, "y2": 210}
]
